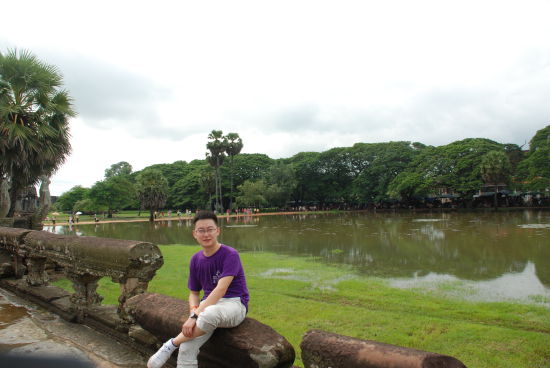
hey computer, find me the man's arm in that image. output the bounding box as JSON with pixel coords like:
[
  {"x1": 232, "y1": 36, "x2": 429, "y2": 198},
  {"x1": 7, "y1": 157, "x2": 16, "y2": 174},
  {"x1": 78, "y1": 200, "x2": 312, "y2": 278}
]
[
  {"x1": 188, "y1": 290, "x2": 200, "y2": 313},
  {"x1": 182, "y1": 276, "x2": 234, "y2": 337},
  {"x1": 195, "y1": 275, "x2": 234, "y2": 314}
]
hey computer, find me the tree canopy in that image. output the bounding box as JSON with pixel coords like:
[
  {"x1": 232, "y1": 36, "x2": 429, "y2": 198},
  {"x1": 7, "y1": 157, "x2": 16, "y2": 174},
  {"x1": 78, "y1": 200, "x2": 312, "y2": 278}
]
[
  {"x1": 54, "y1": 125, "x2": 550, "y2": 211},
  {"x1": 0, "y1": 49, "x2": 75, "y2": 217},
  {"x1": 135, "y1": 169, "x2": 169, "y2": 221}
]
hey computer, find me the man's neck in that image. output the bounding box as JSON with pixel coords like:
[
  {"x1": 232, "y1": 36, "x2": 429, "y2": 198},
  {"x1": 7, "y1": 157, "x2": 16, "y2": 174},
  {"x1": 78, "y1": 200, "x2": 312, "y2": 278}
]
[{"x1": 203, "y1": 242, "x2": 221, "y2": 257}]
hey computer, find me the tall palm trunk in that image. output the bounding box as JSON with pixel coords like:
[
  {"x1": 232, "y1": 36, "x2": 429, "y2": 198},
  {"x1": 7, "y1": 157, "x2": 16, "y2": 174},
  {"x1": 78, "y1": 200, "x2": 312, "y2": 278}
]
[
  {"x1": 215, "y1": 157, "x2": 223, "y2": 213},
  {"x1": 0, "y1": 179, "x2": 10, "y2": 217},
  {"x1": 229, "y1": 156, "x2": 234, "y2": 211},
  {"x1": 7, "y1": 183, "x2": 20, "y2": 217}
]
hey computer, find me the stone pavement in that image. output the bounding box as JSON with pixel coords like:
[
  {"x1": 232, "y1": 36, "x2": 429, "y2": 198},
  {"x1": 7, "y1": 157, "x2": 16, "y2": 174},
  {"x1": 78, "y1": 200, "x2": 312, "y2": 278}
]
[{"x1": 0, "y1": 288, "x2": 149, "y2": 368}]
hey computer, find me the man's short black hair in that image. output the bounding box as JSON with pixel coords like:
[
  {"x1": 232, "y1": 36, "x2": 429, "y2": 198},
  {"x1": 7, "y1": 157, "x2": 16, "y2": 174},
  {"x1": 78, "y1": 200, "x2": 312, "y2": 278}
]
[{"x1": 193, "y1": 210, "x2": 218, "y2": 226}]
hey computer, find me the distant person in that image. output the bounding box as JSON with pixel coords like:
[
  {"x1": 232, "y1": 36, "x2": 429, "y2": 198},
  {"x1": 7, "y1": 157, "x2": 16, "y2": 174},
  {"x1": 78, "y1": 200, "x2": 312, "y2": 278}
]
[{"x1": 147, "y1": 211, "x2": 249, "y2": 368}]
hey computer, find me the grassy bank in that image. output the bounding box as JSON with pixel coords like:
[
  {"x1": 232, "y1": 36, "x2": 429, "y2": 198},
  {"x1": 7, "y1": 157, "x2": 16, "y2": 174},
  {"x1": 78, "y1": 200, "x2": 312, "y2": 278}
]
[{"x1": 55, "y1": 245, "x2": 550, "y2": 367}]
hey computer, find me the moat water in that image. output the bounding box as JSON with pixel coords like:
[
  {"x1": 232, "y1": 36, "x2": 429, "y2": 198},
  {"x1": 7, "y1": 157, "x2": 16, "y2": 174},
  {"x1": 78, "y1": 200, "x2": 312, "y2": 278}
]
[{"x1": 45, "y1": 210, "x2": 550, "y2": 305}]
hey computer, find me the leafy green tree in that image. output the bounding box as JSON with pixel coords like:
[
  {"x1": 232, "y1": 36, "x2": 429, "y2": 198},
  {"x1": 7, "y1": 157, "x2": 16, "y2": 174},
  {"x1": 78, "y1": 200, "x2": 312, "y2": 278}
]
[
  {"x1": 135, "y1": 169, "x2": 168, "y2": 221},
  {"x1": 54, "y1": 185, "x2": 90, "y2": 212},
  {"x1": 139, "y1": 160, "x2": 188, "y2": 187},
  {"x1": 236, "y1": 180, "x2": 268, "y2": 208},
  {"x1": 105, "y1": 161, "x2": 132, "y2": 178},
  {"x1": 206, "y1": 130, "x2": 227, "y2": 212},
  {"x1": 503, "y1": 143, "x2": 525, "y2": 173},
  {"x1": 73, "y1": 198, "x2": 105, "y2": 214},
  {"x1": 221, "y1": 153, "x2": 273, "y2": 189},
  {"x1": 225, "y1": 132, "x2": 243, "y2": 210},
  {"x1": 515, "y1": 125, "x2": 550, "y2": 191},
  {"x1": 388, "y1": 138, "x2": 505, "y2": 201},
  {"x1": 387, "y1": 171, "x2": 430, "y2": 201},
  {"x1": 528, "y1": 125, "x2": 550, "y2": 152},
  {"x1": 480, "y1": 150, "x2": 512, "y2": 207},
  {"x1": 137, "y1": 160, "x2": 190, "y2": 208},
  {"x1": 0, "y1": 49, "x2": 75, "y2": 217},
  {"x1": 170, "y1": 160, "x2": 211, "y2": 210},
  {"x1": 88, "y1": 176, "x2": 135, "y2": 217},
  {"x1": 351, "y1": 142, "x2": 421, "y2": 204},
  {"x1": 287, "y1": 151, "x2": 323, "y2": 204},
  {"x1": 265, "y1": 161, "x2": 297, "y2": 208},
  {"x1": 315, "y1": 147, "x2": 356, "y2": 204},
  {"x1": 265, "y1": 184, "x2": 290, "y2": 208}
]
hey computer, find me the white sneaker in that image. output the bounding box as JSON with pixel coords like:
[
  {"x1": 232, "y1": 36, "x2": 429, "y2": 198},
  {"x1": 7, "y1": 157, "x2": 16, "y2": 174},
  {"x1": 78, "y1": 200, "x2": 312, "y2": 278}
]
[{"x1": 147, "y1": 339, "x2": 178, "y2": 368}]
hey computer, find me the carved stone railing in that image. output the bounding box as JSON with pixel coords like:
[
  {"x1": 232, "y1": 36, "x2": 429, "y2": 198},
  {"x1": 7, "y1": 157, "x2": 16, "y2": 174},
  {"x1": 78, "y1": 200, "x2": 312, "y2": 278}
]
[{"x1": 0, "y1": 226, "x2": 163, "y2": 322}]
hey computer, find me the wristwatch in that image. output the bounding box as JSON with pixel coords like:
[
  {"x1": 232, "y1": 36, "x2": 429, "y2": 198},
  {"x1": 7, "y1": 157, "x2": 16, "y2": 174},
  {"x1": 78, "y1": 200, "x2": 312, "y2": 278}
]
[{"x1": 190, "y1": 312, "x2": 198, "y2": 319}]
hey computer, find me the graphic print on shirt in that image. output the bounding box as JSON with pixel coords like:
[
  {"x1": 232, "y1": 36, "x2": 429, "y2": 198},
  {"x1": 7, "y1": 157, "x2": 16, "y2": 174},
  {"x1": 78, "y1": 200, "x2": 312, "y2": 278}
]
[{"x1": 212, "y1": 270, "x2": 221, "y2": 285}]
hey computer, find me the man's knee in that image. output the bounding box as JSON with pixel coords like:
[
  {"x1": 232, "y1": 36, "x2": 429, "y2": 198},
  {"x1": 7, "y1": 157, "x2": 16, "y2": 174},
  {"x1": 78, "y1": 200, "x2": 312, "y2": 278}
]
[{"x1": 197, "y1": 299, "x2": 245, "y2": 331}]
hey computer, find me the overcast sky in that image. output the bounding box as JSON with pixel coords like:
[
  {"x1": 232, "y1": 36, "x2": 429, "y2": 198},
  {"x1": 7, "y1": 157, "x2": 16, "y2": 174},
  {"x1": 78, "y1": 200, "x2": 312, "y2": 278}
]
[{"x1": 1, "y1": 0, "x2": 549, "y2": 196}]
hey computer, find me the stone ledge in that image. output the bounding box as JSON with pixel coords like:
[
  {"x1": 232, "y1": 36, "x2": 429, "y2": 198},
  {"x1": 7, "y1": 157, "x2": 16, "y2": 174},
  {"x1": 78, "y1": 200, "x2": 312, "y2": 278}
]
[
  {"x1": 125, "y1": 292, "x2": 296, "y2": 368},
  {"x1": 301, "y1": 329, "x2": 467, "y2": 368}
]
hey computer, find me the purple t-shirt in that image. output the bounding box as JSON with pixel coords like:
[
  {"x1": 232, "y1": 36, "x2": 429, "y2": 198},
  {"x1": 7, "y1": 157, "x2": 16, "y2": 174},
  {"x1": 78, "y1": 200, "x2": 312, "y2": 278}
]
[{"x1": 187, "y1": 244, "x2": 249, "y2": 310}]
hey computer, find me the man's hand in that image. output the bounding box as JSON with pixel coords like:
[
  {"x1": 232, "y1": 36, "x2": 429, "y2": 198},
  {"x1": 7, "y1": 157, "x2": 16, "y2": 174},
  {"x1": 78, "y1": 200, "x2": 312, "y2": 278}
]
[{"x1": 182, "y1": 317, "x2": 196, "y2": 338}]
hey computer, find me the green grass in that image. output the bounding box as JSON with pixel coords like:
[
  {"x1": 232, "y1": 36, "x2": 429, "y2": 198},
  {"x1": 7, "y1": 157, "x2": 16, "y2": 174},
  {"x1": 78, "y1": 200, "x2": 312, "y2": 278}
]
[{"x1": 54, "y1": 245, "x2": 550, "y2": 368}]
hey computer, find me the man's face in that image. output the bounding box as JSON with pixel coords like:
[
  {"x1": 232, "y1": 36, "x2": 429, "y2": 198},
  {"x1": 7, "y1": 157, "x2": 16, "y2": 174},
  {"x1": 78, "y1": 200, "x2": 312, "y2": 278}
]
[{"x1": 192, "y1": 219, "x2": 220, "y2": 248}]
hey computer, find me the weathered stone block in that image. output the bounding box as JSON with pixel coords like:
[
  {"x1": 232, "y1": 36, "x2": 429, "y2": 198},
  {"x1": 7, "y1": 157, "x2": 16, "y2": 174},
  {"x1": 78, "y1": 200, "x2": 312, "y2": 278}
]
[
  {"x1": 126, "y1": 293, "x2": 296, "y2": 368},
  {"x1": 301, "y1": 329, "x2": 467, "y2": 368},
  {"x1": 0, "y1": 227, "x2": 32, "y2": 253},
  {"x1": 0, "y1": 248, "x2": 14, "y2": 277},
  {"x1": 22, "y1": 231, "x2": 163, "y2": 282}
]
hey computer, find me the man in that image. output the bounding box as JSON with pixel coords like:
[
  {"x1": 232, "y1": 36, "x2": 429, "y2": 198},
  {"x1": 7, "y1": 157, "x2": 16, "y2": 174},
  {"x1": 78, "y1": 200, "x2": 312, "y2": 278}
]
[{"x1": 147, "y1": 210, "x2": 249, "y2": 368}]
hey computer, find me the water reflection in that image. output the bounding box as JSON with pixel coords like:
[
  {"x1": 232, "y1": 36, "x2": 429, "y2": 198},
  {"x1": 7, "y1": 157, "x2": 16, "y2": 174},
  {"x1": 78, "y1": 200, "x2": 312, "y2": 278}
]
[
  {"x1": 44, "y1": 211, "x2": 550, "y2": 290},
  {"x1": 390, "y1": 261, "x2": 550, "y2": 306}
]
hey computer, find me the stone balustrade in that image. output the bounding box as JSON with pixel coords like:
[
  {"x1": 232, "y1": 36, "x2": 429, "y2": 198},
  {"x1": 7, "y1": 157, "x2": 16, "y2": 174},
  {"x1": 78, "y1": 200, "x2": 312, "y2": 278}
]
[{"x1": 0, "y1": 226, "x2": 163, "y2": 321}]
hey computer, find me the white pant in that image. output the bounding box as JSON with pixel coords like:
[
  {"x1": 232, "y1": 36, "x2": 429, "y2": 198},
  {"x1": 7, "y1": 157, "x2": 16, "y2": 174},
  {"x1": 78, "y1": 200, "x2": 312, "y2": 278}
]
[{"x1": 178, "y1": 298, "x2": 246, "y2": 368}]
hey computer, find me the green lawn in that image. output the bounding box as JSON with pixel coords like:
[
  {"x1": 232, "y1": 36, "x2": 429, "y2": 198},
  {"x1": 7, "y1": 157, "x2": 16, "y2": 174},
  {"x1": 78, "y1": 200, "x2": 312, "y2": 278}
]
[{"x1": 54, "y1": 245, "x2": 550, "y2": 368}]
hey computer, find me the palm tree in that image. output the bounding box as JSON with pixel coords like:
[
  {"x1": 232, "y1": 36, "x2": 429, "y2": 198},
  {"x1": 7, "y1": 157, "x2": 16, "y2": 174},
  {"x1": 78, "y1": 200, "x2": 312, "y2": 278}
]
[
  {"x1": 0, "y1": 49, "x2": 75, "y2": 217},
  {"x1": 480, "y1": 150, "x2": 512, "y2": 208},
  {"x1": 206, "y1": 130, "x2": 227, "y2": 212},
  {"x1": 225, "y1": 132, "x2": 243, "y2": 210}
]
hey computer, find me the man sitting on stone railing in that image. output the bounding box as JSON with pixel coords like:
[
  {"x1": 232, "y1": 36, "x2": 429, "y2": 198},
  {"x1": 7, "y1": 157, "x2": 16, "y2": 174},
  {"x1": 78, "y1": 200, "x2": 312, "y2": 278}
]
[{"x1": 148, "y1": 211, "x2": 249, "y2": 368}]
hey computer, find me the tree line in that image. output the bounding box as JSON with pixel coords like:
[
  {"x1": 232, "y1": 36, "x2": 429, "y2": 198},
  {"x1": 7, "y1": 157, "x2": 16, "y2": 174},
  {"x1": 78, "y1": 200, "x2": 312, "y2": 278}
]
[{"x1": 54, "y1": 124, "x2": 550, "y2": 217}]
